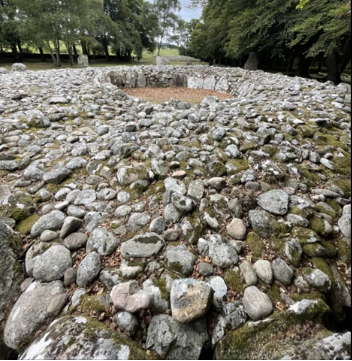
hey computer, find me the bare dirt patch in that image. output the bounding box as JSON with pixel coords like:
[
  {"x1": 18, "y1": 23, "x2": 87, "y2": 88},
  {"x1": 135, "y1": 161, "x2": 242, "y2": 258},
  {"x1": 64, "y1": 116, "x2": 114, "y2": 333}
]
[{"x1": 124, "y1": 87, "x2": 234, "y2": 104}]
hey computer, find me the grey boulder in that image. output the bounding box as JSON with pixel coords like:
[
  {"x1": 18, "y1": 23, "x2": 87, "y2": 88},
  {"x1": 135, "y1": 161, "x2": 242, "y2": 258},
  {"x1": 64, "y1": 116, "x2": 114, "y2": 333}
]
[
  {"x1": 258, "y1": 190, "x2": 289, "y2": 215},
  {"x1": 242, "y1": 286, "x2": 273, "y2": 321},
  {"x1": 4, "y1": 281, "x2": 65, "y2": 352},
  {"x1": 31, "y1": 210, "x2": 65, "y2": 237}
]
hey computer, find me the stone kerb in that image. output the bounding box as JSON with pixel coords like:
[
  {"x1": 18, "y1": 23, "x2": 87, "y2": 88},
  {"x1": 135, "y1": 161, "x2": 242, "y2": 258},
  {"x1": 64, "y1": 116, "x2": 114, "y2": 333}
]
[{"x1": 99, "y1": 65, "x2": 282, "y2": 97}]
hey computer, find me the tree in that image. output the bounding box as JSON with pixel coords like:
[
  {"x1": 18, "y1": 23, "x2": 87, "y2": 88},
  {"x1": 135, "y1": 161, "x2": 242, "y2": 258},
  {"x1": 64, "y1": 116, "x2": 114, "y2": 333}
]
[
  {"x1": 290, "y1": 0, "x2": 351, "y2": 83},
  {"x1": 170, "y1": 18, "x2": 199, "y2": 56},
  {"x1": 0, "y1": 0, "x2": 22, "y2": 60},
  {"x1": 154, "y1": 0, "x2": 181, "y2": 56}
]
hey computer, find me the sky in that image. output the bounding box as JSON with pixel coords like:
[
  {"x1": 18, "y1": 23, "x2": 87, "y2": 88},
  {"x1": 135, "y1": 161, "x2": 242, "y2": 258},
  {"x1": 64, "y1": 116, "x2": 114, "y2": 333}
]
[
  {"x1": 179, "y1": 0, "x2": 203, "y2": 21},
  {"x1": 147, "y1": 0, "x2": 203, "y2": 22}
]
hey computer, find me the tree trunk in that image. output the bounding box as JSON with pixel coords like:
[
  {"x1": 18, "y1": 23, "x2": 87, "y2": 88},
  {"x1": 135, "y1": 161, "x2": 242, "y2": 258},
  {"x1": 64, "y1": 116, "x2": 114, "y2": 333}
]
[
  {"x1": 65, "y1": 42, "x2": 74, "y2": 66},
  {"x1": 73, "y1": 44, "x2": 78, "y2": 62},
  {"x1": 46, "y1": 42, "x2": 57, "y2": 65},
  {"x1": 39, "y1": 47, "x2": 46, "y2": 62},
  {"x1": 17, "y1": 41, "x2": 23, "y2": 59},
  {"x1": 337, "y1": 33, "x2": 351, "y2": 76},
  {"x1": 326, "y1": 51, "x2": 341, "y2": 84},
  {"x1": 102, "y1": 39, "x2": 110, "y2": 62},
  {"x1": 296, "y1": 55, "x2": 311, "y2": 78},
  {"x1": 287, "y1": 55, "x2": 295, "y2": 72},
  {"x1": 11, "y1": 43, "x2": 18, "y2": 61},
  {"x1": 81, "y1": 41, "x2": 88, "y2": 55},
  {"x1": 54, "y1": 39, "x2": 61, "y2": 66}
]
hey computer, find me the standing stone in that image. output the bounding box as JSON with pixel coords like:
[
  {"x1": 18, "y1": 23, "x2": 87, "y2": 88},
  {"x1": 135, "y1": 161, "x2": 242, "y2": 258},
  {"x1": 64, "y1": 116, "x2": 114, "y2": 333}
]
[
  {"x1": 242, "y1": 286, "x2": 273, "y2": 321},
  {"x1": 244, "y1": 53, "x2": 259, "y2": 71},
  {"x1": 78, "y1": 54, "x2": 89, "y2": 68},
  {"x1": 170, "y1": 279, "x2": 212, "y2": 323}
]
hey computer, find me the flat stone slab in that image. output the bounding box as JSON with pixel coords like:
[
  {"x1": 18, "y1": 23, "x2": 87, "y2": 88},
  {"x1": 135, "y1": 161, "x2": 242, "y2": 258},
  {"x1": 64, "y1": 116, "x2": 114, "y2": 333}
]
[{"x1": 120, "y1": 233, "x2": 165, "y2": 258}]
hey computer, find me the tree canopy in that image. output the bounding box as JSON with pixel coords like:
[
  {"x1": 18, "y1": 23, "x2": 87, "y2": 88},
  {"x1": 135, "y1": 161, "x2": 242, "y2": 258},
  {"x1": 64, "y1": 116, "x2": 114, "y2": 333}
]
[{"x1": 190, "y1": 0, "x2": 351, "y2": 83}]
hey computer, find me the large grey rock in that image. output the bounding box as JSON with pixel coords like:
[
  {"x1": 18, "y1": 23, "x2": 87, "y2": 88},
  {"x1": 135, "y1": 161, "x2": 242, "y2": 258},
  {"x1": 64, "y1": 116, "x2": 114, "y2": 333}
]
[
  {"x1": 63, "y1": 232, "x2": 88, "y2": 250},
  {"x1": 31, "y1": 210, "x2": 65, "y2": 237},
  {"x1": 226, "y1": 218, "x2": 247, "y2": 240},
  {"x1": 11, "y1": 63, "x2": 27, "y2": 72},
  {"x1": 165, "y1": 244, "x2": 197, "y2": 276},
  {"x1": 74, "y1": 189, "x2": 96, "y2": 206},
  {"x1": 59, "y1": 216, "x2": 82, "y2": 239},
  {"x1": 113, "y1": 311, "x2": 139, "y2": 335},
  {"x1": 187, "y1": 180, "x2": 204, "y2": 201},
  {"x1": 304, "y1": 269, "x2": 332, "y2": 293},
  {"x1": 272, "y1": 257, "x2": 294, "y2": 285},
  {"x1": 170, "y1": 279, "x2": 212, "y2": 323},
  {"x1": 208, "y1": 234, "x2": 239, "y2": 267},
  {"x1": 86, "y1": 227, "x2": 119, "y2": 256},
  {"x1": 20, "y1": 315, "x2": 146, "y2": 359},
  {"x1": 146, "y1": 314, "x2": 208, "y2": 359},
  {"x1": 240, "y1": 260, "x2": 257, "y2": 286},
  {"x1": 110, "y1": 281, "x2": 151, "y2": 313},
  {"x1": 224, "y1": 301, "x2": 247, "y2": 331},
  {"x1": 0, "y1": 222, "x2": 23, "y2": 327},
  {"x1": 254, "y1": 260, "x2": 273, "y2": 284},
  {"x1": 258, "y1": 190, "x2": 289, "y2": 215},
  {"x1": 4, "y1": 281, "x2": 65, "y2": 352},
  {"x1": 43, "y1": 168, "x2": 71, "y2": 184},
  {"x1": 33, "y1": 245, "x2": 72, "y2": 282},
  {"x1": 76, "y1": 252, "x2": 101, "y2": 287},
  {"x1": 207, "y1": 276, "x2": 228, "y2": 311},
  {"x1": 338, "y1": 214, "x2": 351, "y2": 238},
  {"x1": 127, "y1": 212, "x2": 151, "y2": 231},
  {"x1": 242, "y1": 286, "x2": 273, "y2": 321},
  {"x1": 120, "y1": 233, "x2": 165, "y2": 258}
]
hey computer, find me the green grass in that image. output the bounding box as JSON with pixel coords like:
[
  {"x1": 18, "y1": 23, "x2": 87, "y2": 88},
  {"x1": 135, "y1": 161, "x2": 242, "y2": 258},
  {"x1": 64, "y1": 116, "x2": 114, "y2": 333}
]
[{"x1": 0, "y1": 47, "x2": 207, "y2": 72}]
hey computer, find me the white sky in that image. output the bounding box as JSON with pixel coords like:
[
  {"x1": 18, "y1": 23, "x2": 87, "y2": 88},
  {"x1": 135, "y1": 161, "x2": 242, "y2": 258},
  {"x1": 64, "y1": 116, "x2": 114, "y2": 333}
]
[{"x1": 147, "y1": 0, "x2": 203, "y2": 22}]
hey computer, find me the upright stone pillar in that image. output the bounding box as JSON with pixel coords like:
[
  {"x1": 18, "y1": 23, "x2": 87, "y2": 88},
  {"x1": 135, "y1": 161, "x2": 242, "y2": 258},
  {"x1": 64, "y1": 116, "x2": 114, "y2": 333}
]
[
  {"x1": 244, "y1": 52, "x2": 259, "y2": 71},
  {"x1": 78, "y1": 54, "x2": 89, "y2": 68}
]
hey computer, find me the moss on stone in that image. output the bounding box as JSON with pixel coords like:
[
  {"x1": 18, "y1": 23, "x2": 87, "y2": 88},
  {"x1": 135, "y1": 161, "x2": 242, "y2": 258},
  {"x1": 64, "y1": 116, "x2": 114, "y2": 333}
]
[
  {"x1": 296, "y1": 164, "x2": 322, "y2": 188},
  {"x1": 325, "y1": 199, "x2": 341, "y2": 216},
  {"x1": 46, "y1": 184, "x2": 59, "y2": 194},
  {"x1": 292, "y1": 226, "x2": 321, "y2": 245},
  {"x1": 12, "y1": 208, "x2": 30, "y2": 222},
  {"x1": 215, "y1": 299, "x2": 330, "y2": 360},
  {"x1": 333, "y1": 156, "x2": 351, "y2": 176},
  {"x1": 151, "y1": 276, "x2": 170, "y2": 301},
  {"x1": 291, "y1": 291, "x2": 325, "y2": 302},
  {"x1": 80, "y1": 295, "x2": 110, "y2": 313},
  {"x1": 247, "y1": 232, "x2": 265, "y2": 258},
  {"x1": 59, "y1": 177, "x2": 75, "y2": 187},
  {"x1": 240, "y1": 141, "x2": 258, "y2": 152},
  {"x1": 309, "y1": 217, "x2": 327, "y2": 237},
  {"x1": 224, "y1": 269, "x2": 244, "y2": 293},
  {"x1": 289, "y1": 205, "x2": 313, "y2": 219},
  {"x1": 266, "y1": 282, "x2": 281, "y2": 304},
  {"x1": 15, "y1": 215, "x2": 39, "y2": 235},
  {"x1": 319, "y1": 240, "x2": 337, "y2": 258},
  {"x1": 225, "y1": 159, "x2": 249, "y2": 175},
  {"x1": 263, "y1": 145, "x2": 279, "y2": 157},
  {"x1": 297, "y1": 125, "x2": 315, "y2": 138},
  {"x1": 331, "y1": 179, "x2": 351, "y2": 197},
  {"x1": 337, "y1": 238, "x2": 351, "y2": 266},
  {"x1": 167, "y1": 261, "x2": 184, "y2": 274}
]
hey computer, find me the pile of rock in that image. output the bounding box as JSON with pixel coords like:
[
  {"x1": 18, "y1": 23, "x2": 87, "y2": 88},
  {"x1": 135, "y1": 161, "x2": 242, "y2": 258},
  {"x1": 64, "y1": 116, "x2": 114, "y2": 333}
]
[{"x1": 0, "y1": 65, "x2": 351, "y2": 359}]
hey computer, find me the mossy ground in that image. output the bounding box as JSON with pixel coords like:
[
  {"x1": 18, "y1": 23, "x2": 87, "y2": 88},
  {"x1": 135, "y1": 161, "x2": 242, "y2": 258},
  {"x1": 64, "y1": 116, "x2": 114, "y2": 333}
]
[{"x1": 246, "y1": 232, "x2": 265, "y2": 259}]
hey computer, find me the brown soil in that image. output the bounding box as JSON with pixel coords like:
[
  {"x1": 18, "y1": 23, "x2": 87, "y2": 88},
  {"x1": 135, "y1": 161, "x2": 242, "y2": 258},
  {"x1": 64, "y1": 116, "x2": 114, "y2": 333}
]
[{"x1": 124, "y1": 87, "x2": 234, "y2": 104}]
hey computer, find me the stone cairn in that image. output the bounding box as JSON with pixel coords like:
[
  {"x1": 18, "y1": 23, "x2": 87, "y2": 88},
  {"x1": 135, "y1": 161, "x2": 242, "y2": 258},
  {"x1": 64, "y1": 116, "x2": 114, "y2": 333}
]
[{"x1": 0, "y1": 64, "x2": 351, "y2": 360}]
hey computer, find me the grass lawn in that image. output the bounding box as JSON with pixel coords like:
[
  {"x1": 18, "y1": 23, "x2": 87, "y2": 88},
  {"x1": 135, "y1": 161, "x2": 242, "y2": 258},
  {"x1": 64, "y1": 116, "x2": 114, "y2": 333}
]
[{"x1": 0, "y1": 47, "x2": 208, "y2": 72}]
